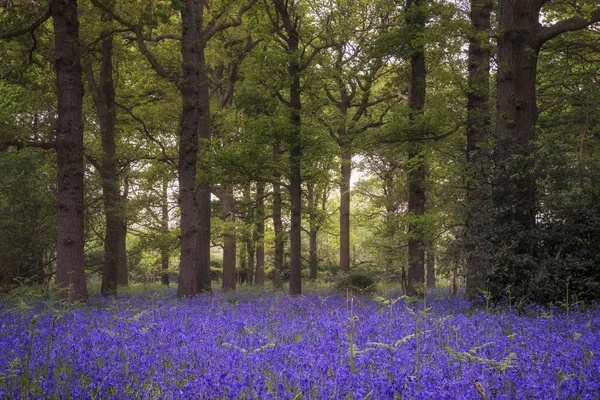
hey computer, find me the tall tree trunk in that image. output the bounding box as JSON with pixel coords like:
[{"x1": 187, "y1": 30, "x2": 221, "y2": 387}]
[
  {"x1": 426, "y1": 246, "x2": 436, "y2": 289},
  {"x1": 83, "y1": 22, "x2": 123, "y2": 295},
  {"x1": 274, "y1": 0, "x2": 302, "y2": 296},
  {"x1": 245, "y1": 185, "x2": 255, "y2": 285},
  {"x1": 116, "y1": 176, "x2": 128, "y2": 285},
  {"x1": 52, "y1": 0, "x2": 88, "y2": 301},
  {"x1": 161, "y1": 180, "x2": 170, "y2": 286},
  {"x1": 287, "y1": 59, "x2": 302, "y2": 296},
  {"x1": 494, "y1": 1, "x2": 539, "y2": 256},
  {"x1": 254, "y1": 182, "x2": 265, "y2": 285},
  {"x1": 177, "y1": 0, "x2": 202, "y2": 298},
  {"x1": 339, "y1": 148, "x2": 351, "y2": 273},
  {"x1": 195, "y1": 56, "x2": 212, "y2": 292},
  {"x1": 272, "y1": 181, "x2": 284, "y2": 290},
  {"x1": 406, "y1": 0, "x2": 427, "y2": 297},
  {"x1": 307, "y1": 183, "x2": 318, "y2": 280},
  {"x1": 221, "y1": 188, "x2": 236, "y2": 291},
  {"x1": 465, "y1": 0, "x2": 492, "y2": 299}
]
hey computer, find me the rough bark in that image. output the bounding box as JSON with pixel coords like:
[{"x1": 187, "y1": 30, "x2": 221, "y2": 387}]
[
  {"x1": 52, "y1": 0, "x2": 88, "y2": 302},
  {"x1": 339, "y1": 149, "x2": 351, "y2": 274},
  {"x1": 177, "y1": 0, "x2": 202, "y2": 298},
  {"x1": 272, "y1": 180, "x2": 284, "y2": 290},
  {"x1": 465, "y1": 0, "x2": 492, "y2": 299},
  {"x1": 220, "y1": 188, "x2": 236, "y2": 291},
  {"x1": 246, "y1": 190, "x2": 255, "y2": 285},
  {"x1": 274, "y1": 0, "x2": 303, "y2": 295},
  {"x1": 116, "y1": 178, "x2": 128, "y2": 286},
  {"x1": 160, "y1": 180, "x2": 170, "y2": 286},
  {"x1": 254, "y1": 182, "x2": 265, "y2": 285},
  {"x1": 84, "y1": 27, "x2": 120, "y2": 296},
  {"x1": 426, "y1": 246, "x2": 436, "y2": 289},
  {"x1": 195, "y1": 53, "x2": 212, "y2": 293},
  {"x1": 493, "y1": 0, "x2": 540, "y2": 244},
  {"x1": 406, "y1": 0, "x2": 427, "y2": 297},
  {"x1": 307, "y1": 183, "x2": 318, "y2": 280}
]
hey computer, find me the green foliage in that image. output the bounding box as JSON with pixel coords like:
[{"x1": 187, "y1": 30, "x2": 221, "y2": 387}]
[{"x1": 335, "y1": 272, "x2": 377, "y2": 295}]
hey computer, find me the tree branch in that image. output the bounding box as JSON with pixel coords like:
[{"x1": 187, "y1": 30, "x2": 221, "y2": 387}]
[
  {"x1": 538, "y1": 80, "x2": 600, "y2": 114},
  {"x1": 0, "y1": 139, "x2": 53, "y2": 151},
  {"x1": 90, "y1": 0, "x2": 178, "y2": 83},
  {"x1": 0, "y1": 5, "x2": 50, "y2": 40},
  {"x1": 534, "y1": 9, "x2": 600, "y2": 48},
  {"x1": 115, "y1": 101, "x2": 175, "y2": 165},
  {"x1": 203, "y1": 0, "x2": 258, "y2": 41}
]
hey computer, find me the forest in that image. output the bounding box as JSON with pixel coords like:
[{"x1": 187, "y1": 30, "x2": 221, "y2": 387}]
[{"x1": 1, "y1": 0, "x2": 600, "y2": 398}]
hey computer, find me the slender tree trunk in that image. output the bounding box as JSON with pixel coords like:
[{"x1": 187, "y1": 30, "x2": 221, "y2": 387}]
[
  {"x1": 117, "y1": 176, "x2": 128, "y2": 285},
  {"x1": 272, "y1": 181, "x2": 284, "y2": 290},
  {"x1": 161, "y1": 180, "x2": 170, "y2": 286},
  {"x1": 426, "y1": 246, "x2": 436, "y2": 289},
  {"x1": 450, "y1": 266, "x2": 457, "y2": 295},
  {"x1": 245, "y1": 186, "x2": 255, "y2": 285},
  {"x1": 287, "y1": 65, "x2": 302, "y2": 296},
  {"x1": 195, "y1": 53, "x2": 212, "y2": 292},
  {"x1": 84, "y1": 23, "x2": 123, "y2": 295},
  {"x1": 220, "y1": 188, "x2": 236, "y2": 291},
  {"x1": 254, "y1": 182, "x2": 265, "y2": 285},
  {"x1": 52, "y1": 0, "x2": 88, "y2": 301},
  {"x1": 339, "y1": 148, "x2": 351, "y2": 273},
  {"x1": 307, "y1": 183, "x2": 318, "y2": 280},
  {"x1": 406, "y1": 0, "x2": 427, "y2": 297},
  {"x1": 177, "y1": 0, "x2": 202, "y2": 298},
  {"x1": 274, "y1": 0, "x2": 302, "y2": 295},
  {"x1": 465, "y1": 0, "x2": 492, "y2": 299}
]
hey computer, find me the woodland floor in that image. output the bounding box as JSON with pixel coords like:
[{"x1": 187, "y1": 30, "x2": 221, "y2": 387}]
[{"x1": 1, "y1": 287, "x2": 599, "y2": 399}]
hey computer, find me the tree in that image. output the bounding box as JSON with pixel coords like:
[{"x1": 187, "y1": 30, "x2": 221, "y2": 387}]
[
  {"x1": 52, "y1": 0, "x2": 88, "y2": 301},
  {"x1": 491, "y1": 0, "x2": 600, "y2": 295},
  {"x1": 94, "y1": 0, "x2": 256, "y2": 297},
  {"x1": 405, "y1": 0, "x2": 427, "y2": 296},
  {"x1": 84, "y1": 3, "x2": 128, "y2": 295},
  {"x1": 464, "y1": 0, "x2": 492, "y2": 299},
  {"x1": 317, "y1": 0, "x2": 398, "y2": 274}
]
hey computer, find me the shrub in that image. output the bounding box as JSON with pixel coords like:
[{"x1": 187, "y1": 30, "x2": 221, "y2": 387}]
[{"x1": 335, "y1": 272, "x2": 377, "y2": 295}]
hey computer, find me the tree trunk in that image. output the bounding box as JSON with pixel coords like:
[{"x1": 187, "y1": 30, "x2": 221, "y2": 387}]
[
  {"x1": 254, "y1": 182, "x2": 265, "y2": 285},
  {"x1": 84, "y1": 23, "x2": 123, "y2": 296},
  {"x1": 339, "y1": 149, "x2": 351, "y2": 273},
  {"x1": 307, "y1": 183, "x2": 318, "y2": 280},
  {"x1": 117, "y1": 176, "x2": 128, "y2": 286},
  {"x1": 272, "y1": 181, "x2": 284, "y2": 290},
  {"x1": 465, "y1": 0, "x2": 492, "y2": 299},
  {"x1": 195, "y1": 53, "x2": 212, "y2": 292},
  {"x1": 52, "y1": 0, "x2": 88, "y2": 301},
  {"x1": 287, "y1": 62, "x2": 302, "y2": 296},
  {"x1": 177, "y1": 0, "x2": 202, "y2": 298},
  {"x1": 406, "y1": 0, "x2": 427, "y2": 297},
  {"x1": 161, "y1": 180, "x2": 170, "y2": 286},
  {"x1": 493, "y1": 0, "x2": 540, "y2": 251},
  {"x1": 450, "y1": 266, "x2": 457, "y2": 295},
  {"x1": 274, "y1": 0, "x2": 302, "y2": 295},
  {"x1": 221, "y1": 188, "x2": 236, "y2": 291},
  {"x1": 246, "y1": 186, "x2": 255, "y2": 285},
  {"x1": 426, "y1": 246, "x2": 436, "y2": 289}
]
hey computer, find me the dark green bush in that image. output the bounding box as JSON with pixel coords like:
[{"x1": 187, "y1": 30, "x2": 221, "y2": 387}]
[{"x1": 335, "y1": 272, "x2": 377, "y2": 295}]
